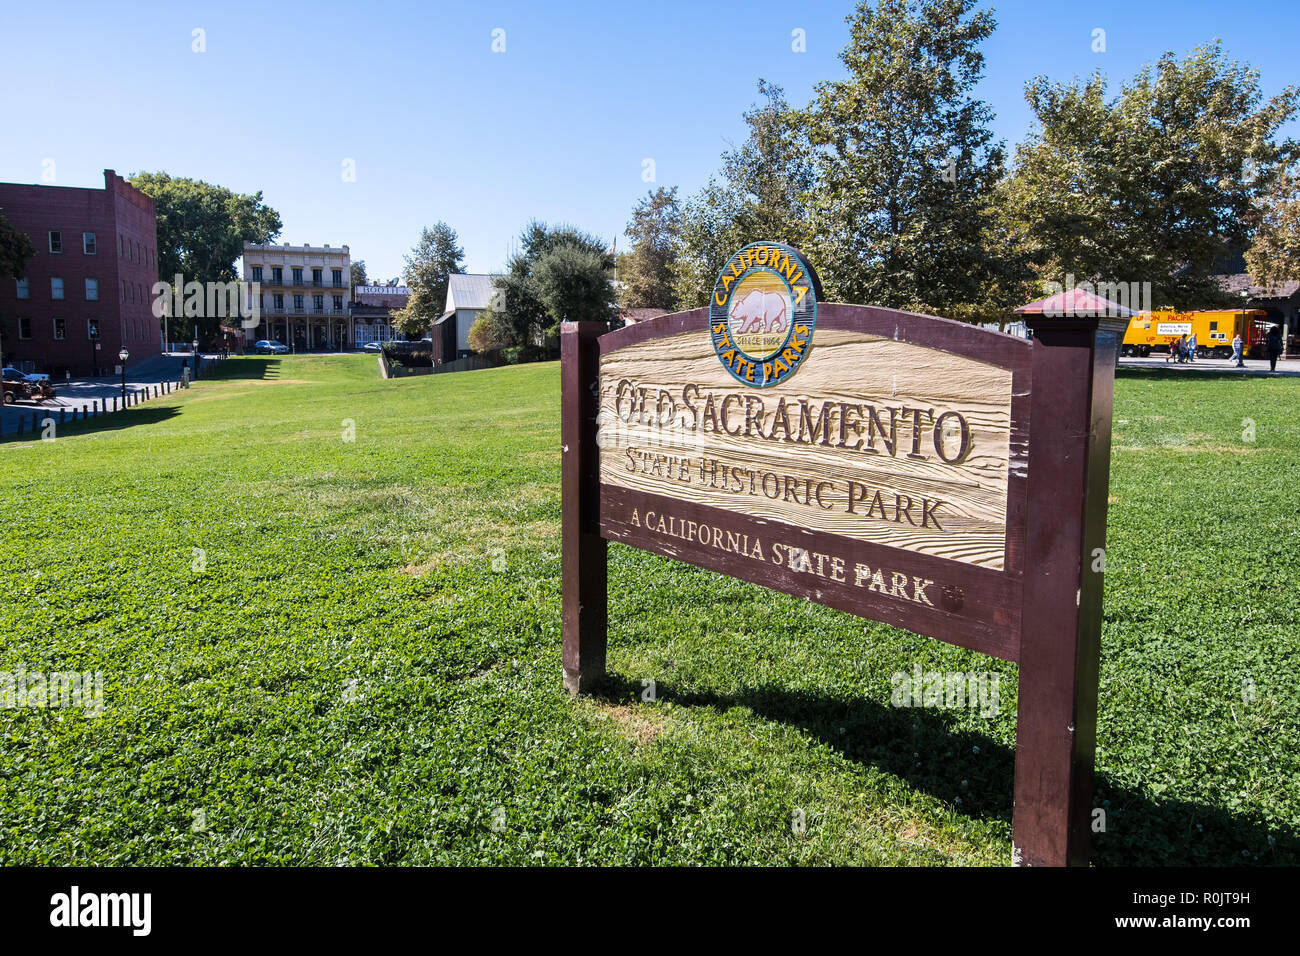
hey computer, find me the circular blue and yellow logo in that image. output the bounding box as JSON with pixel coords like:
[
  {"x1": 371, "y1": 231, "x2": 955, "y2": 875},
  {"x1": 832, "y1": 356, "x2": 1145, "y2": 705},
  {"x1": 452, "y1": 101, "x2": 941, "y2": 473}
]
[{"x1": 709, "y1": 241, "x2": 819, "y2": 388}]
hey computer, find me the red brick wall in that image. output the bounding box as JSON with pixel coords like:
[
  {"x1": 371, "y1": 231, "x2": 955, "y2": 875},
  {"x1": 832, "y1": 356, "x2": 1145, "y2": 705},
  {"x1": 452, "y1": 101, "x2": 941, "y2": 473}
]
[
  {"x1": 109, "y1": 170, "x2": 162, "y2": 366},
  {"x1": 0, "y1": 169, "x2": 161, "y2": 377}
]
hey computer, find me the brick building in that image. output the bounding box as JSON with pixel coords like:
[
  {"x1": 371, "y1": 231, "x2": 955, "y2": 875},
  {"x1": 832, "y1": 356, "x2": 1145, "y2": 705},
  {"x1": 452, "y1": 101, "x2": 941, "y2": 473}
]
[{"x1": 0, "y1": 169, "x2": 161, "y2": 377}]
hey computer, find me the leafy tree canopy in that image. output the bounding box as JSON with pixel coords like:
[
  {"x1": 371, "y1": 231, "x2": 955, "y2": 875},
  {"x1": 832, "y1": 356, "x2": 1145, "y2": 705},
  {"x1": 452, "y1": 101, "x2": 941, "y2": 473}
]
[
  {"x1": 397, "y1": 222, "x2": 464, "y2": 339},
  {"x1": 492, "y1": 222, "x2": 615, "y2": 356},
  {"x1": 673, "y1": 81, "x2": 814, "y2": 308},
  {"x1": 1005, "y1": 42, "x2": 1299, "y2": 307},
  {"x1": 620, "y1": 187, "x2": 682, "y2": 311},
  {"x1": 130, "y1": 172, "x2": 281, "y2": 284},
  {"x1": 0, "y1": 208, "x2": 37, "y2": 280},
  {"x1": 806, "y1": 0, "x2": 1009, "y2": 312}
]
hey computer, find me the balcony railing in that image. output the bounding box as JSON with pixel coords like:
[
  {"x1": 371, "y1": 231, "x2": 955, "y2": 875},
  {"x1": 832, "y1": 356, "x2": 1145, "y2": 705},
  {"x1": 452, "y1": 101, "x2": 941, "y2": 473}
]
[
  {"x1": 254, "y1": 276, "x2": 347, "y2": 289},
  {"x1": 258, "y1": 307, "x2": 352, "y2": 316}
]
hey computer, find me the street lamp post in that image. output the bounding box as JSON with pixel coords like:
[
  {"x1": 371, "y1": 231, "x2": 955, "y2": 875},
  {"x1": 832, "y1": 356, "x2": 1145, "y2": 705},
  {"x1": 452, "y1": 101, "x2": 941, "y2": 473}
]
[
  {"x1": 193, "y1": 339, "x2": 200, "y2": 382},
  {"x1": 118, "y1": 348, "x2": 129, "y2": 402}
]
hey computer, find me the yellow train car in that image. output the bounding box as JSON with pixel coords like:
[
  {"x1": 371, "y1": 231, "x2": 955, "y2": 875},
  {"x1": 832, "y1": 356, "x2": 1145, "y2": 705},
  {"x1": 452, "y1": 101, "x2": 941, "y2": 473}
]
[{"x1": 1122, "y1": 309, "x2": 1268, "y2": 358}]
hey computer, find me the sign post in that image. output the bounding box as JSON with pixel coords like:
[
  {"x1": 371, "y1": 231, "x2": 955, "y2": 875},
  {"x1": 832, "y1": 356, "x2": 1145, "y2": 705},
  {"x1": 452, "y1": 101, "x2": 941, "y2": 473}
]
[
  {"x1": 561, "y1": 321, "x2": 608, "y2": 695},
  {"x1": 1013, "y1": 313, "x2": 1124, "y2": 866},
  {"x1": 560, "y1": 242, "x2": 1121, "y2": 866}
]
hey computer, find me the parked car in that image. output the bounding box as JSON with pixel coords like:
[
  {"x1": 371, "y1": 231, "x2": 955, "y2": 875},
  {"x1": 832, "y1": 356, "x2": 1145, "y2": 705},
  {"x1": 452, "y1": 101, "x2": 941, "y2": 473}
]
[
  {"x1": 253, "y1": 340, "x2": 290, "y2": 354},
  {"x1": 3, "y1": 366, "x2": 47, "y2": 383},
  {"x1": 362, "y1": 342, "x2": 383, "y2": 352},
  {"x1": 1, "y1": 367, "x2": 56, "y2": 404}
]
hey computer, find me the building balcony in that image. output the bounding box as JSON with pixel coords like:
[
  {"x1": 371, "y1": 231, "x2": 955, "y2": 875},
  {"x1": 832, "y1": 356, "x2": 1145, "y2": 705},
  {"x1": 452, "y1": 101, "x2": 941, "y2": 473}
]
[
  {"x1": 259, "y1": 307, "x2": 352, "y2": 317},
  {"x1": 278, "y1": 277, "x2": 343, "y2": 289}
]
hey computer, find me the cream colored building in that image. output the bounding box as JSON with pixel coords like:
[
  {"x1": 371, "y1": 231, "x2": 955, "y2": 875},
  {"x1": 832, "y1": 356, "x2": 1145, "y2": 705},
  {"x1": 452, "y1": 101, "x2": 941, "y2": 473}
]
[{"x1": 241, "y1": 242, "x2": 352, "y2": 350}]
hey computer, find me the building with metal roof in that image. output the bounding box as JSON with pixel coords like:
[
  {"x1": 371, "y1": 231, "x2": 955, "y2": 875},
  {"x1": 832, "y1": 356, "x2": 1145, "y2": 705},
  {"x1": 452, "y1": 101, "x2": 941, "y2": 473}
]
[{"x1": 436, "y1": 273, "x2": 501, "y2": 364}]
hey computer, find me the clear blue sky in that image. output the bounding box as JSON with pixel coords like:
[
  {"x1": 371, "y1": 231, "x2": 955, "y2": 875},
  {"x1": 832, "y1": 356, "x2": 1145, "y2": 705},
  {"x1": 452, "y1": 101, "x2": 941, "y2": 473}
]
[{"x1": 1, "y1": 0, "x2": 1295, "y2": 279}]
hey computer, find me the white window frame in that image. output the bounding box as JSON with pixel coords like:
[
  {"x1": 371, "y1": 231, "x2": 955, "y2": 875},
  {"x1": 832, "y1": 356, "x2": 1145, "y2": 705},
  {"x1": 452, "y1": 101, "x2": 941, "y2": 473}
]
[
  {"x1": 85, "y1": 277, "x2": 99, "y2": 301},
  {"x1": 83, "y1": 232, "x2": 97, "y2": 255},
  {"x1": 51, "y1": 277, "x2": 64, "y2": 300}
]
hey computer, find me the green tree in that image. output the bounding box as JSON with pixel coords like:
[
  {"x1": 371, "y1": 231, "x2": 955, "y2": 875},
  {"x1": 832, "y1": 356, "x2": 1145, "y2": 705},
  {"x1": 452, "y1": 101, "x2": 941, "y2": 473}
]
[
  {"x1": 492, "y1": 222, "x2": 615, "y2": 359},
  {"x1": 0, "y1": 209, "x2": 37, "y2": 365},
  {"x1": 620, "y1": 187, "x2": 682, "y2": 310},
  {"x1": 533, "y1": 244, "x2": 619, "y2": 325},
  {"x1": 0, "y1": 210, "x2": 38, "y2": 366},
  {"x1": 0, "y1": 208, "x2": 36, "y2": 280},
  {"x1": 805, "y1": 0, "x2": 1007, "y2": 313},
  {"x1": 467, "y1": 308, "x2": 513, "y2": 354},
  {"x1": 673, "y1": 81, "x2": 814, "y2": 307},
  {"x1": 350, "y1": 261, "x2": 368, "y2": 287},
  {"x1": 396, "y1": 223, "x2": 463, "y2": 339},
  {"x1": 1245, "y1": 163, "x2": 1300, "y2": 284},
  {"x1": 1005, "y1": 42, "x2": 1299, "y2": 307},
  {"x1": 129, "y1": 172, "x2": 281, "y2": 339}
]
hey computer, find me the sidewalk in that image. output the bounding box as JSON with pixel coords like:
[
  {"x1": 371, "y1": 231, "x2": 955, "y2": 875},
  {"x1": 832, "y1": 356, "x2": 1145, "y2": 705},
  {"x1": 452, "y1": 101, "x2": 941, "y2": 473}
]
[
  {"x1": 1117, "y1": 354, "x2": 1300, "y2": 377},
  {"x1": 1, "y1": 352, "x2": 218, "y2": 437}
]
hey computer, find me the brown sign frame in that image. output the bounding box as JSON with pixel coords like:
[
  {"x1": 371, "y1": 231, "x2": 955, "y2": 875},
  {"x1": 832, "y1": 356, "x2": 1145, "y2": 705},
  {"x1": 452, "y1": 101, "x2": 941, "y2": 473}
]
[{"x1": 561, "y1": 303, "x2": 1123, "y2": 867}]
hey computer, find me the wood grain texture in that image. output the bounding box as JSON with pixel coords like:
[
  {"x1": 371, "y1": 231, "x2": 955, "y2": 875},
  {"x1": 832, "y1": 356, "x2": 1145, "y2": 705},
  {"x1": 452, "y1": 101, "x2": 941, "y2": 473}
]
[
  {"x1": 598, "y1": 325, "x2": 1014, "y2": 568},
  {"x1": 601, "y1": 484, "x2": 1021, "y2": 660}
]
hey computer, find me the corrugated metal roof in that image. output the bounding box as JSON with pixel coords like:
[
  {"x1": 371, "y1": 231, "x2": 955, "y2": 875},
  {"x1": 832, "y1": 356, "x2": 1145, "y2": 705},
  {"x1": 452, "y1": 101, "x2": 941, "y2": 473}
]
[{"x1": 442, "y1": 273, "x2": 501, "y2": 318}]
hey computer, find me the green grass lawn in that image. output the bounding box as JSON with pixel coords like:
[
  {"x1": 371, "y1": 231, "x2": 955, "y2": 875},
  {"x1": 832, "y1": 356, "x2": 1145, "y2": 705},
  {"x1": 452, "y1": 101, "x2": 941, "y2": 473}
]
[{"x1": 0, "y1": 355, "x2": 1296, "y2": 865}]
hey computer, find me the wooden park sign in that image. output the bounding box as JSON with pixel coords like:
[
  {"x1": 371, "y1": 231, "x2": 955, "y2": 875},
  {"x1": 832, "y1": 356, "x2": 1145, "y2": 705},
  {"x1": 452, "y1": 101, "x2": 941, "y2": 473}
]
[{"x1": 561, "y1": 241, "x2": 1124, "y2": 866}]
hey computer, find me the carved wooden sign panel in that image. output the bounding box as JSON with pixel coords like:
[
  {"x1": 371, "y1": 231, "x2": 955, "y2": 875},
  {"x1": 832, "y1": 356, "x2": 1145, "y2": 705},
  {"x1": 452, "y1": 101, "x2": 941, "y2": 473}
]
[
  {"x1": 561, "y1": 241, "x2": 1120, "y2": 867},
  {"x1": 595, "y1": 300, "x2": 1030, "y2": 662}
]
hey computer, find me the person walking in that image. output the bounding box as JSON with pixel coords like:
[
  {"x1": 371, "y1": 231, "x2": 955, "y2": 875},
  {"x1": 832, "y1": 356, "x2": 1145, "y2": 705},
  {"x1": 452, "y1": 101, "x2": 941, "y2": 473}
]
[
  {"x1": 1231, "y1": 331, "x2": 1245, "y2": 368},
  {"x1": 1266, "y1": 325, "x2": 1284, "y2": 372},
  {"x1": 1187, "y1": 331, "x2": 1198, "y2": 362}
]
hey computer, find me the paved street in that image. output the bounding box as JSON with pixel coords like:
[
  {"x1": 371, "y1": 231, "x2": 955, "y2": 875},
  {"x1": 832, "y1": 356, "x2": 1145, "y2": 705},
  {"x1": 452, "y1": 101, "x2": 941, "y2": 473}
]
[{"x1": 1, "y1": 352, "x2": 216, "y2": 437}]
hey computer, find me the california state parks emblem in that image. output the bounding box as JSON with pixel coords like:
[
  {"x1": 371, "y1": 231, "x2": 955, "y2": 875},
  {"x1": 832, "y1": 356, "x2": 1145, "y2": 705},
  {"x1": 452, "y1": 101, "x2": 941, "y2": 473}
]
[{"x1": 709, "y1": 241, "x2": 820, "y2": 388}]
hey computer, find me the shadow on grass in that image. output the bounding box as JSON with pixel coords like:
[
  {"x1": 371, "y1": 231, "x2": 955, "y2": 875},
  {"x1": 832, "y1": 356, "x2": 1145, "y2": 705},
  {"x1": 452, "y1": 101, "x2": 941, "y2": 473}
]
[
  {"x1": 1, "y1": 405, "x2": 181, "y2": 441},
  {"x1": 1116, "y1": 366, "x2": 1295, "y2": 382},
  {"x1": 589, "y1": 673, "x2": 1298, "y2": 866},
  {"x1": 204, "y1": 357, "x2": 284, "y2": 382}
]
